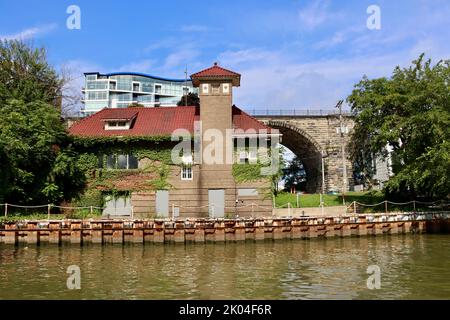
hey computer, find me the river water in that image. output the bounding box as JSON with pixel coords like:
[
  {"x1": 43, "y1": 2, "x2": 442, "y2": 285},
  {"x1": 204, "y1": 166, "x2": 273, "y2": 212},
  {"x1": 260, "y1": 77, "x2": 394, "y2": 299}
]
[{"x1": 1, "y1": 235, "x2": 450, "y2": 300}]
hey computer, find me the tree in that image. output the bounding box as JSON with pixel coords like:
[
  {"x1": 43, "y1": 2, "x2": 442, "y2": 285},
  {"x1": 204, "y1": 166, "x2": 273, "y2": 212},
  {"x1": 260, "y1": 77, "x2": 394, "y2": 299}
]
[
  {"x1": 128, "y1": 102, "x2": 145, "y2": 108},
  {"x1": 177, "y1": 92, "x2": 200, "y2": 107},
  {"x1": 347, "y1": 54, "x2": 450, "y2": 199},
  {"x1": 0, "y1": 40, "x2": 86, "y2": 204},
  {"x1": 282, "y1": 156, "x2": 307, "y2": 192},
  {"x1": 0, "y1": 99, "x2": 85, "y2": 204},
  {"x1": 0, "y1": 40, "x2": 62, "y2": 107}
]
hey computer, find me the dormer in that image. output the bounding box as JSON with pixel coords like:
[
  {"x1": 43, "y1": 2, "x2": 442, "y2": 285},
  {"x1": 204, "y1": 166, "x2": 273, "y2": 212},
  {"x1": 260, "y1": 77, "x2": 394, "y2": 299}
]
[{"x1": 102, "y1": 110, "x2": 138, "y2": 130}]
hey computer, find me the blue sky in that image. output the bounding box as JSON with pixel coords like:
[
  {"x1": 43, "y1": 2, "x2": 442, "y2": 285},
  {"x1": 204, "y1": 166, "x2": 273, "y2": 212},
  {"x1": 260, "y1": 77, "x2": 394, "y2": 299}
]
[{"x1": 1, "y1": 0, "x2": 449, "y2": 110}]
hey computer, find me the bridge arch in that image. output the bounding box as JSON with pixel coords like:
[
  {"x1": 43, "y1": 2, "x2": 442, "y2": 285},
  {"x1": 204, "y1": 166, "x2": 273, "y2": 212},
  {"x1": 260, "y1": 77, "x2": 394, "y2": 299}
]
[{"x1": 266, "y1": 120, "x2": 324, "y2": 193}]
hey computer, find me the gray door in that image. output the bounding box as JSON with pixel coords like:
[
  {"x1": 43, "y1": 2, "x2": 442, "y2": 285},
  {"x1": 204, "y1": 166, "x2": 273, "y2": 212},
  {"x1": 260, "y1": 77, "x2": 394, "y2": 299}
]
[
  {"x1": 156, "y1": 190, "x2": 169, "y2": 217},
  {"x1": 103, "y1": 196, "x2": 132, "y2": 216},
  {"x1": 208, "y1": 189, "x2": 225, "y2": 218}
]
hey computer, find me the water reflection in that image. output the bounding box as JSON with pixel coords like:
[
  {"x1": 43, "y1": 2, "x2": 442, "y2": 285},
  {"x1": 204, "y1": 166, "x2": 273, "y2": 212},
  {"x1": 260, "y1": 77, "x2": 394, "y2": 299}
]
[{"x1": 1, "y1": 235, "x2": 450, "y2": 299}]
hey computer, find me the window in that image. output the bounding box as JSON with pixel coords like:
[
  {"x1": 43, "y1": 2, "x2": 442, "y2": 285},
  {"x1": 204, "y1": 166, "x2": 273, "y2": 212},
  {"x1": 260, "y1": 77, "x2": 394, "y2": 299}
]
[
  {"x1": 87, "y1": 91, "x2": 107, "y2": 100},
  {"x1": 105, "y1": 120, "x2": 130, "y2": 130},
  {"x1": 181, "y1": 165, "x2": 193, "y2": 180},
  {"x1": 239, "y1": 151, "x2": 248, "y2": 164},
  {"x1": 202, "y1": 83, "x2": 209, "y2": 94},
  {"x1": 104, "y1": 154, "x2": 138, "y2": 170},
  {"x1": 238, "y1": 150, "x2": 257, "y2": 164},
  {"x1": 181, "y1": 154, "x2": 193, "y2": 180}
]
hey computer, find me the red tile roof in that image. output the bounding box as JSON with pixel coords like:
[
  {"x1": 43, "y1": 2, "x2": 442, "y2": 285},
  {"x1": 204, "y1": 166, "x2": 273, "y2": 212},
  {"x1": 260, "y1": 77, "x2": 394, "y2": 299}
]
[
  {"x1": 190, "y1": 63, "x2": 241, "y2": 86},
  {"x1": 100, "y1": 109, "x2": 138, "y2": 121},
  {"x1": 69, "y1": 106, "x2": 272, "y2": 138}
]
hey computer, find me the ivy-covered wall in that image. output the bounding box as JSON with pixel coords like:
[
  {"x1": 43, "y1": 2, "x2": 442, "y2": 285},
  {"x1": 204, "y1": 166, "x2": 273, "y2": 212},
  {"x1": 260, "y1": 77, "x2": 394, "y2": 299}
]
[{"x1": 72, "y1": 136, "x2": 184, "y2": 207}]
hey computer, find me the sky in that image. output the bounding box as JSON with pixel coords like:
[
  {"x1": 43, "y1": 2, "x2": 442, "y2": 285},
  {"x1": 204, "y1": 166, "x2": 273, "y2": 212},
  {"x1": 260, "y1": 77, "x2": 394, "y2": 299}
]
[{"x1": 1, "y1": 0, "x2": 450, "y2": 111}]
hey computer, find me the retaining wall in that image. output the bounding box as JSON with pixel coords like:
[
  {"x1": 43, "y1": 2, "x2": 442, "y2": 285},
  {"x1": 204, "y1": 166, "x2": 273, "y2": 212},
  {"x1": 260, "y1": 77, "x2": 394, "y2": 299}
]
[{"x1": 0, "y1": 212, "x2": 449, "y2": 245}]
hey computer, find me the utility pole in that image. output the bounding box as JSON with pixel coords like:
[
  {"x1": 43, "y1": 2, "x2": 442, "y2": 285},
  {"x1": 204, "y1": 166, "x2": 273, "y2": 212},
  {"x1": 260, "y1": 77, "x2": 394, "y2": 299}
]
[
  {"x1": 335, "y1": 100, "x2": 347, "y2": 205},
  {"x1": 184, "y1": 66, "x2": 188, "y2": 107},
  {"x1": 321, "y1": 150, "x2": 327, "y2": 194}
]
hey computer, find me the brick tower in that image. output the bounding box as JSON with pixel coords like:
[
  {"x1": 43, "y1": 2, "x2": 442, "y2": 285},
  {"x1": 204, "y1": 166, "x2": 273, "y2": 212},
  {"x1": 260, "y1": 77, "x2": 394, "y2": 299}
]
[{"x1": 191, "y1": 63, "x2": 241, "y2": 217}]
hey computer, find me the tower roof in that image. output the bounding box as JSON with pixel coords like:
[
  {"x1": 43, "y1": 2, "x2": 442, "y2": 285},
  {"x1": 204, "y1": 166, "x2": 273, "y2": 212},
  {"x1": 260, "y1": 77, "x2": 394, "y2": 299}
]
[{"x1": 190, "y1": 62, "x2": 241, "y2": 86}]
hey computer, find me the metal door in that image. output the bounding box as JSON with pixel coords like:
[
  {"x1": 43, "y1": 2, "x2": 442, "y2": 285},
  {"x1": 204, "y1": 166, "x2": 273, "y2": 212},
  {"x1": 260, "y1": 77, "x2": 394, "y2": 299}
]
[
  {"x1": 156, "y1": 190, "x2": 169, "y2": 217},
  {"x1": 208, "y1": 189, "x2": 225, "y2": 218}
]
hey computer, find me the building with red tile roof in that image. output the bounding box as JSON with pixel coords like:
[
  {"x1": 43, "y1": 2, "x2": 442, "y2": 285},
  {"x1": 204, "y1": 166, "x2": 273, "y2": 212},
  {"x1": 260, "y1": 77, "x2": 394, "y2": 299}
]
[
  {"x1": 69, "y1": 105, "x2": 271, "y2": 137},
  {"x1": 70, "y1": 63, "x2": 276, "y2": 219}
]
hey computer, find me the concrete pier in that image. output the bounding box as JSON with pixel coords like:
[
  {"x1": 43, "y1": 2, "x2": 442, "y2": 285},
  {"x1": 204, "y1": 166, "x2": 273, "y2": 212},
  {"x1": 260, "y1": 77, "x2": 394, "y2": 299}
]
[{"x1": 0, "y1": 212, "x2": 449, "y2": 245}]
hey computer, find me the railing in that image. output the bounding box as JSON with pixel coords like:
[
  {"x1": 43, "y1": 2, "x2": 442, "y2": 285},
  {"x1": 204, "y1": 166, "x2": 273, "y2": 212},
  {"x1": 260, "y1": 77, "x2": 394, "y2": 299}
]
[{"x1": 246, "y1": 109, "x2": 352, "y2": 117}]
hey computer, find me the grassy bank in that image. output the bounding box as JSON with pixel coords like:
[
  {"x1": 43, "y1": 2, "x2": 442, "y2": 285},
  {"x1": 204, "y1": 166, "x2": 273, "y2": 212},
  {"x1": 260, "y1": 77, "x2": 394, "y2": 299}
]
[
  {"x1": 0, "y1": 211, "x2": 102, "y2": 223},
  {"x1": 275, "y1": 191, "x2": 386, "y2": 208}
]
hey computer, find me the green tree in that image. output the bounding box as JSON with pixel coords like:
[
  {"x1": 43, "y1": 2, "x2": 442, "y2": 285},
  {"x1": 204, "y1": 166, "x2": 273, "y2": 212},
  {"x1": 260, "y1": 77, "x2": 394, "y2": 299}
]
[
  {"x1": 177, "y1": 92, "x2": 200, "y2": 107},
  {"x1": 0, "y1": 40, "x2": 85, "y2": 204},
  {"x1": 0, "y1": 40, "x2": 62, "y2": 107},
  {"x1": 282, "y1": 156, "x2": 307, "y2": 192},
  {"x1": 347, "y1": 54, "x2": 450, "y2": 199},
  {"x1": 0, "y1": 100, "x2": 85, "y2": 204}
]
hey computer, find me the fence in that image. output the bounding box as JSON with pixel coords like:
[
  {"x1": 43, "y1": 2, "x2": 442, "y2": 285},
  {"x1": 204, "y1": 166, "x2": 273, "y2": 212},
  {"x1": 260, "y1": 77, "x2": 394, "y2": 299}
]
[
  {"x1": 345, "y1": 200, "x2": 450, "y2": 214},
  {"x1": 247, "y1": 109, "x2": 352, "y2": 117},
  {"x1": 1, "y1": 200, "x2": 449, "y2": 220},
  {"x1": 0, "y1": 203, "x2": 105, "y2": 220}
]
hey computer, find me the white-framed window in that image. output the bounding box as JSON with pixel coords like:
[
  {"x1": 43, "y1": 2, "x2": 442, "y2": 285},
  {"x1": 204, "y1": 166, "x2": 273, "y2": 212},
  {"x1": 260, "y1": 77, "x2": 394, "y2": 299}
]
[
  {"x1": 202, "y1": 83, "x2": 209, "y2": 94},
  {"x1": 181, "y1": 165, "x2": 193, "y2": 180},
  {"x1": 238, "y1": 150, "x2": 257, "y2": 164},
  {"x1": 223, "y1": 83, "x2": 230, "y2": 94},
  {"x1": 105, "y1": 154, "x2": 138, "y2": 170},
  {"x1": 239, "y1": 151, "x2": 248, "y2": 164},
  {"x1": 181, "y1": 154, "x2": 193, "y2": 180},
  {"x1": 105, "y1": 120, "x2": 130, "y2": 130}
]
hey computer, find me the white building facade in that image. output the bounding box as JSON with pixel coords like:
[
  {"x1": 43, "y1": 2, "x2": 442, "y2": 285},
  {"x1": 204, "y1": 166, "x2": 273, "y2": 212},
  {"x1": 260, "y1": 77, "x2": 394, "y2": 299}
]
[{"x1": 82, "y1": 72, "x2": 197, "y2": 116}]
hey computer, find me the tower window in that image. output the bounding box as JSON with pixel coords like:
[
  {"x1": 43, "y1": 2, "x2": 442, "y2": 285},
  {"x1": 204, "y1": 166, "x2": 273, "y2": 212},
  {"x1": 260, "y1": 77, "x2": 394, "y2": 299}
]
[
  {"x1": 202, "y1": 83, "x2": 209, "y2": 94},
  {"x1": 181, "y1": 165, "x2": 193, "y2": 180},
  {"x1": 223, "y1": 83, "x2": 230, "y2": 94}
]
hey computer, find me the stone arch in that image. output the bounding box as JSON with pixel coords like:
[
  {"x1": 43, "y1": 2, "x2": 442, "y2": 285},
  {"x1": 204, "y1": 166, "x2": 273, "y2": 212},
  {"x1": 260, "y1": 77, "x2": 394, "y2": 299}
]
[{"x1": 265, "y1": 120, "x2": 324, "y2": 193}]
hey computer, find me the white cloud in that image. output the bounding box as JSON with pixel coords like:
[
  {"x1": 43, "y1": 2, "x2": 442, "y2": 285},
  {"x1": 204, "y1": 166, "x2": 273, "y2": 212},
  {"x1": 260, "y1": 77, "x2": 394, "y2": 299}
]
[
  {"x1": 0, "y1": 24, "x2": 57, "y2": 41},
  {"x1": 222, "y1": 42, "x2": 450, "y2": 110},
  {"x1": 298, "y1": 0, "x2": 340, "y2": 30},
  {"x1": 162, "y1": 48, "x2": 201, "y2": 71},
  {"x1": 180, "y1": 25, "x2": 211, "y2": 32}
]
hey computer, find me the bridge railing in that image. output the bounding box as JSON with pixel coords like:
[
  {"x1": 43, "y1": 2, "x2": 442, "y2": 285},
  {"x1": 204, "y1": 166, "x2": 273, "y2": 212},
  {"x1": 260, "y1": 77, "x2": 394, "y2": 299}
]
[{"x1": 245, "y1": 109, "x2": 352, "y2": 117}]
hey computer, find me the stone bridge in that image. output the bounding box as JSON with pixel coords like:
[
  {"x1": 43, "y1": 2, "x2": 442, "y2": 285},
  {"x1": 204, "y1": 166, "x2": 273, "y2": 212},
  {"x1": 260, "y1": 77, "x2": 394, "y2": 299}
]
[{"x1": 250, "y1": 109, "x2": 355, "y2": 193}]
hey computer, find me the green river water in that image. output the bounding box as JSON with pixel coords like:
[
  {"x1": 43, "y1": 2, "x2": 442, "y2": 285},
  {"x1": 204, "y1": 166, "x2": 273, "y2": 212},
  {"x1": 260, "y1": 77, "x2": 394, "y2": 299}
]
[{"x1": 1, "y1": 234, "x2": 450, "y2": 299}]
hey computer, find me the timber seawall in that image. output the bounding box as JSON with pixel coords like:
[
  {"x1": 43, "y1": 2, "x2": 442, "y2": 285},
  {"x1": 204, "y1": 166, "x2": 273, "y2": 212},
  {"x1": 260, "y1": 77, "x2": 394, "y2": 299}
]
[{"x1": 1, "y1": 212, "x2": 449, "y2": 245}]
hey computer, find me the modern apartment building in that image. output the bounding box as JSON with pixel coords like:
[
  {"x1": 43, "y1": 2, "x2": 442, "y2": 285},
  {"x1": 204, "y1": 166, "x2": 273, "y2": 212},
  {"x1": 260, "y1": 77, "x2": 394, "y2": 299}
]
[{"x1": 81, "y1": 72, "x2": 197, "y2": 116}]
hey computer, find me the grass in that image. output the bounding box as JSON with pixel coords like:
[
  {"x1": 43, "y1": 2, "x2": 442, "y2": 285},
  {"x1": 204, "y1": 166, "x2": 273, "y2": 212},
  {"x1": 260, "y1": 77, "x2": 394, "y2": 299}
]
[
  {"x1": 275, "y1": 191, "x2": 385, "y2": 208},
  {"x1": 275, "y1": 191, "x2": 447, "y2": 213},
  {"x1": 0, "y1": 209, "x2": 102, "y2": 223}
]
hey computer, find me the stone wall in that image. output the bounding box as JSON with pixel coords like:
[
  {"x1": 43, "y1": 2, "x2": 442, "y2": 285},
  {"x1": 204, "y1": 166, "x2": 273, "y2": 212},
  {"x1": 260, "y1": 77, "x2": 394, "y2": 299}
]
[{"x1": 256, "y1": 115, "x2": 355, "y2": 193}]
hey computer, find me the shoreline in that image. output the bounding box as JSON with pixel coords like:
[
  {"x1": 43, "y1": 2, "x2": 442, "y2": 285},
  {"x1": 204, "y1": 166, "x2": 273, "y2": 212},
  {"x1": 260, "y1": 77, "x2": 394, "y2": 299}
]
[{"x1": 1, "y1": 212, "x2": 449, "y2": 245}]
